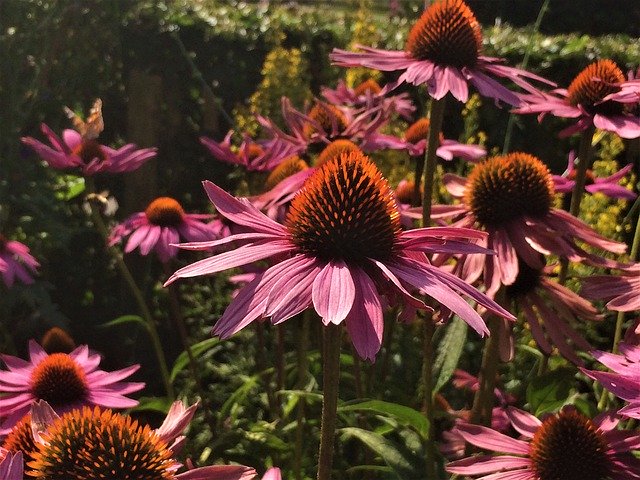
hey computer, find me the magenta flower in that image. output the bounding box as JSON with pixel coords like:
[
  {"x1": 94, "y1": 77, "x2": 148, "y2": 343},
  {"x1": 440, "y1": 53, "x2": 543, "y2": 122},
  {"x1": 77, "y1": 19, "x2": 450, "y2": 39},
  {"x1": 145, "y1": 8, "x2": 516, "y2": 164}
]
[
  {"x1": 361, "y1": 116, "x2": 486, "y2": 162},
  {"x1": 330, "y1": 0, "x2": 552, "y2": 105},
  {"x1": 28, "y1": 400, "x2": 256, "y2": 480},
  {"x1": 447, "y1": 407, "x2": 640, "y2": 480},
  {"x1": 581, "y1": 264, "x2": 640, "y2": 312},
  {"x1": 321, "y1": 78, "x2": 416, "y2": 120},
  {"x1": 21, "y1": 124, "x2": 157, "y2": 175},
  {"x1": 515, "y1": 59, "x2": 640, "y2": 138},
  {"x1": 166, "y1": 150, "x2": 513, "y2": 361},
  {"x1": 109, "y1": 196, "x2": 216, "y2": 263},
  {"x1": 432, "y1": 152, "x2": 626, "y2": 296},
  {"x1": 0, "y1": 451, "x2": 22, "y2": 480},
  {"x1": 0, "y1": 235, "x2": 39, "y2": 287},
  {"x1": 0, "y1": 340, "x2": 144, "y2": 435},
  {"x1": 553, "y1": 151, "x2": 636, "y2": 201},
  {"x1": 200, "y1": 130, "x2": 298, "y2": 172},
  {"x1": 261, "y1": 467, "x2": 281, "y2": 480},
  {"x1": 582, "y1": 343, "x2": 640, "y2": 420}
]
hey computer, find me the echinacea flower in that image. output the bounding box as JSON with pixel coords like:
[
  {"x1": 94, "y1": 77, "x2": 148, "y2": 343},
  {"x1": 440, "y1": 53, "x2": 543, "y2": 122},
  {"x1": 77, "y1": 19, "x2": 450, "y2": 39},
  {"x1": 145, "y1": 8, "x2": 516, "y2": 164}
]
[
  {"x1": 200, "y1": 130, "x2": 297, "y2": 172},
  {"x1": 0, "y1": 340, "x2": 144, "y2": 435},
  {"x1": 109, "y1": 196, "x2": 216, "y2": 263},
  {"x1": 21, "y1": 124, "x2": 157, "y2": 175},
  {"x1": 432, "y1": 152, "x2": 626, "y2": 296},
  {"x1": 553, "y1": 151, "x2": 636, "y2": 201},
  {"x1": 361, "y1": 116, "x2": 486, "y2": 162},
  {"x1": 0, "y1": 235, "x2": 39, "y2": 287},
  {"x1": 447, "y1": 407, "x2": 640, "y2": 480},
  {"x1": 0, "y1": 451, "x2": 22, "y2": 480},
  {"x1": 515, "y1": 59, "x2": 640, "y2": 138},
  {"x1": 27, "y1": 400, "x2": 256, "y2": 480},
  {"x1": 321, "y1": 78, "x2": 415, "y2": 119},
  {"x1": 582, "y1": 342, "x2": 640, "y2": 420},
  {"x1": 166, "y1": 150, "x2": 513, "y2": 361},
  {"x1": 330, "y1": 0, "x2": 552, "y2": 105},
  {"x1": 581, "y1": 264, "x2": 640, "y2": 312}
]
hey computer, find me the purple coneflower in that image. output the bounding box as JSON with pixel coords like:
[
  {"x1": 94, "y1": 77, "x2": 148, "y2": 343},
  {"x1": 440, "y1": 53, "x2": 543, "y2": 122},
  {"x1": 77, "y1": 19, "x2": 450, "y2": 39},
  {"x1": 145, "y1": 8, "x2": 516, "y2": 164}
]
[
  {"x1": 582, "y1": 343, "x2": 640, "y2": 420},
  {"x1": 581, "y1": 264, "x2": 640, "y2": 312},
  {"x1": 27, "y1": 400, "x2": 256, "y2": 480},
  {"x1": 515, "y1": 59, "x2": 640, "y2": 138},
  {"x1": 166, "y1": 150, "x2": 513, "y2": 361},
  {"x1": 0, "y1": 340, "x2": 144, "y2": 435},
  {"x1": 200, "y1": 130, "x2": 297, "y2": 172},
  {"x1": 109, "y1": 196, "x2": 215, "y2": 263},
  {"x1": 0, "y1": 451, "x2": 22, "y2": 480},
  {"x1": 433, "y1": 152, "x2": 626, "y2": 295},
  {"x1": 330, "y1": 0, "x2": 551, "y2": 105},
  {"x1": 21, "y1": 124, "x2": 156, "y2": 175},
  {"x1": 0, "y1": 235, "x2": 39, "y2": 287},
  {"x1": 447, "y1": 407, "x2": 640, "y2": 480},
  {"x1": 553, "y1": 151, "x2": 636, "y2": 201}
]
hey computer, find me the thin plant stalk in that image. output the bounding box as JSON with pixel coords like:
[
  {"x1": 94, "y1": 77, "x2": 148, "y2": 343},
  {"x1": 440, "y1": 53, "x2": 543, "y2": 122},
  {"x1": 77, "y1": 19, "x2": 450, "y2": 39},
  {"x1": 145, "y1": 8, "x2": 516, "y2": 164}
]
[
  {"x1": 412, "y1": 154, "x2": 426, "y2": 207},
  {"x1": 420, "y1": 96, "x2": 446, "y2": 480},
  {"x1": 470, "y1": 315, "x2": 502, "y2": 427},
  {"x1": 295, "y1": 312, "x2": 311, "y2": 480},
  {"x1": 85, "y1": 180, "x2": 174, "y2": 400},
  {"x1": 316, "y1": 324, "x2": 342, "y2": 480}
]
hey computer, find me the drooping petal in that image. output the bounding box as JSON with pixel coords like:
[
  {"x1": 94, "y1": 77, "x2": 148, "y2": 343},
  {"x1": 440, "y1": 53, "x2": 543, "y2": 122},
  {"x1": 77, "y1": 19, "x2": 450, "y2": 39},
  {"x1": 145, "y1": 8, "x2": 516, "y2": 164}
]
[{"x1": 312, "y1": 259, "x2": 356, "y2": 325}]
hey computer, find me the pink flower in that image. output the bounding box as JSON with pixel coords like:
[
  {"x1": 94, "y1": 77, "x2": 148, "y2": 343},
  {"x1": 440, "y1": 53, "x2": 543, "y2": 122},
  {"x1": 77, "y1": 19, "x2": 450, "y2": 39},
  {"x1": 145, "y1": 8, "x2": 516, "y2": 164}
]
[
  {"x1": 553, "y1": 151, "x2": 636, "y2": 201},
  {"x1": 166, "y1": 150, "x2": 513, "y2": 361},
  {"x1": 321, "y1": 78, "x2": 416, "y2": 120},
  {"x1": 330, "y1": 0, "x2": 552, "y2": 105},
  {"x1": 361, "y1": 116, "x2": 486, "y2": 162},
  {"x1": 0, "y1": 451, "x2": 22, "y2": 480},
  {"x1": 200, "y1": 130, "x2": 297, "y2": 172},
  {"x1": 581, "y1": 264, "x2": 640, "y2": 312},
  {"x1": 582, "y1": 343, "x2": 640, "y2": 420},
  {"x1": 21, "y1": 124, "x2": 157, "y2": 175},
  {"x1": 515, "y1": 59, "x2": 640, "y2": 138},
  {"x1": 432, "y1": 152, "x2": 626, "y2": 297},
  {"x1": 0, "y1": 340, "x2": 144, "y2": 435},
  {"x1": 447, "y1": 407, "x2": 640, "y2": 479},
  {"x1": 0, "y1": 235, "x2": 39, "y2": 287},
  {"x1": 261, "y1": 467, "x2": 281, "y2": 480},
  {"x1": 109, "y1": 196, "x2": 216, "y2": 263},
  {"x1": 28, "y1": 400, "x2": 257, "y2": 480}
]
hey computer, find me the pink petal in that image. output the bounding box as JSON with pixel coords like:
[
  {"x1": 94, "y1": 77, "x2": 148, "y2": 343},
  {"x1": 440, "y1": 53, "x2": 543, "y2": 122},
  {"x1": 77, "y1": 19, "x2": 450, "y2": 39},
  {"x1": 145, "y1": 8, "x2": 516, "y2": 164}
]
[
  {"x1": 176, "y1": 466, "x2": 257, "y2": 480},
  {"x1": 456, "y1": 423, "x2": 531, "y2": 455},
  {"x1": 345, "y1": 267, "x2": 383, "y2": 361},
  {"x1": 312, "y1": 259, "x2": 356, "y2": 325},
  {"x1": 447, "y1": 455, "x2": 531, "y2": 475}
]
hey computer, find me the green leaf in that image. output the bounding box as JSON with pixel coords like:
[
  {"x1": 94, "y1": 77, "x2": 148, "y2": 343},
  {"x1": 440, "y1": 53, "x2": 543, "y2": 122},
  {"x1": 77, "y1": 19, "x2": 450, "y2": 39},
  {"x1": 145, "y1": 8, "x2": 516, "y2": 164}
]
[
  {"x1": 170, "y1": 337, "x2": 221, "y2": 382},
  {"x1": 433, "y1": 316, "x2": 467, "y2": 394},
  {"x1": 339, "y1": 400, "x2": 429, "y2": 439},
  {"x1": 54, "y1": 175, "x2": 85, "y2": 201},
  {"x1": 100, "y1": 315, "x2": 146, "y2": 329},
  {"x1": 340, "y1": 427, "x2": 416, "y2": 478},
  {"x1": 527, "y1": 368, "x2": 575, "y2": 416},
  {"x1": 129, "y1": 396, "x2": 172, "y2": 414}
]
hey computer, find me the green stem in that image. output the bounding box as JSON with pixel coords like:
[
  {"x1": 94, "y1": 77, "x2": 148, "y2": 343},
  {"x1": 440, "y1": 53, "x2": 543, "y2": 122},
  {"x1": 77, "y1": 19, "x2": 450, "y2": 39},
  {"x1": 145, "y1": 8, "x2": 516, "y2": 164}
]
[
  {"x1": 85, "y1": 179, "x2": 174, "y2": 400},
  {"x1": 470, "y1": 314, "x2": 503, "y2": 427},
  {"x1": 421, "y1": 315, "x2": 438, "y2": 480},
  {"x1": 316, "y1": 324, "x2": 342, "y2": 480},
  {"x1": 295, "y1": 313, "x2": 311, "y2": 480},
  {"x1": 422, "y1": 97, "x2": 447, "y2": 227},
  {"x1": 412, "y1": 154, "x2": 425, "y2": 207}
]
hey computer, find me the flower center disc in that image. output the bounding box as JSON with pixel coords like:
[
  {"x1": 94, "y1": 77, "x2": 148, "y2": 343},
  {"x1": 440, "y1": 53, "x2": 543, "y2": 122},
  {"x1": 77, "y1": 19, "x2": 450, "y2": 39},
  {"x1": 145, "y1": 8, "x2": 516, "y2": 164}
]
[
  {"x1": 404, "y1": 118, "x2": 445, "y2": 145},
  {"x1": 303, "y1": 103, "x2": 348, "y2": 139},
  {"x1": 2, "y1": 414, "x2": 38, "y2": 472},
  {"x1": 505, "y1": 257, "x2": 542, "y2": 297},
  {"x1": 30, "y1": 407, "x2": 176, "y2": 480},
  {"x1": 40, "y1": 327, "x2": 76, "y2": 354},
  {"x1": 145, "y1": 197, "x2": 185, "y2": 227},
  {"x1": 287, "y1": 150, "x2": 401, "y2": 262},
  {"x1": 566, "y1": 60, "x2": 625, "y2": 115},
  {"x1": 265, "y1": 156, "x2": 308, "y2": 190},
  {"x1": 315, "y1": 139, "x2": 361, "y2": 167},
  {"x1": 30, "y1": 353, "x2": 88, "y2": 406},
  {"x1": 464, "y1": 152, "x2": 554, "y2": 228},
  {"x1": 353, "y1": 79, "x2": 382, "y2": 96},
  {"x1": 530, "y1": 410, "x2": 612, "y2": 480},
  {"x1": 246, "y1": 143, "x2": 265, "y2": 161},
  {"x1": 395, "y1": 180, "x2": 418, "y2": 205},
  {"x1": 72, "y1": 139, "x2": 107, "y2": 165},
  {"x1": 406, "y1": 0, "x2": 482, "y2": 68}
]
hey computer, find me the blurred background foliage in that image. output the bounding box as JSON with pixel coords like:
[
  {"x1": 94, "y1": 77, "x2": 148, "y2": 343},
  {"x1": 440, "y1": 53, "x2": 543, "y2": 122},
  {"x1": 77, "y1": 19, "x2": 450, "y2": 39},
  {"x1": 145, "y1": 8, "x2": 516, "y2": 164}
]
[{"x1": 0, "y1": 0, "x2": 639, "y2": 474}]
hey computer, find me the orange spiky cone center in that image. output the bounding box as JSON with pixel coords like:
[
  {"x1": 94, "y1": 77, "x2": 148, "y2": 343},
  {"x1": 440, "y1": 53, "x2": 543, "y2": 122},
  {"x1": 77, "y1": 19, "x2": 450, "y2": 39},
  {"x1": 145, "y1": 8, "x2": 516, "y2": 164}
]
[{"x1": 144, "y1": 197, "x2": 185, "y2": 227}]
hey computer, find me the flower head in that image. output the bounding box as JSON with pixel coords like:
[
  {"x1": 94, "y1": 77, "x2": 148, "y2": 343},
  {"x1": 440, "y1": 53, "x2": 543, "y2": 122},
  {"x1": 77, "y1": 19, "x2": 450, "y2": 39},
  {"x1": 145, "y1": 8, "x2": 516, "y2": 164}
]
[
  {"x1": 516, "y1": 59, "x2": 640, "y2": 138},
  {"x1": 582, "y1": 343, "x2": 640, "y2": 420},
  {"x1": 447, "y1": 407, "x2": 640, "y2": 480},
  {"x1": 330, "y1": 0, "x2": 552, "y2": 105},
  {"x1": 21, "y1": 122, "x2": 157, "y2": 175},
  {"x1": 0, "y1": 340, "x2": 144, "y2": 435},
  {"x1": 27, "y1": 400, "x2": 256, "y2": 480},
  {"x1": 109, "y1": 196, "x2": 216, "y2": 263},
  {"x1": 166, "y1": 150, "x2": 513, "y2": 360},
  {"x1": 0, "y1": 235, "x2": 39, "y2": 287},
  {"x1": 553, "y1": 151, "x2": 636, "y2": 200}
]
